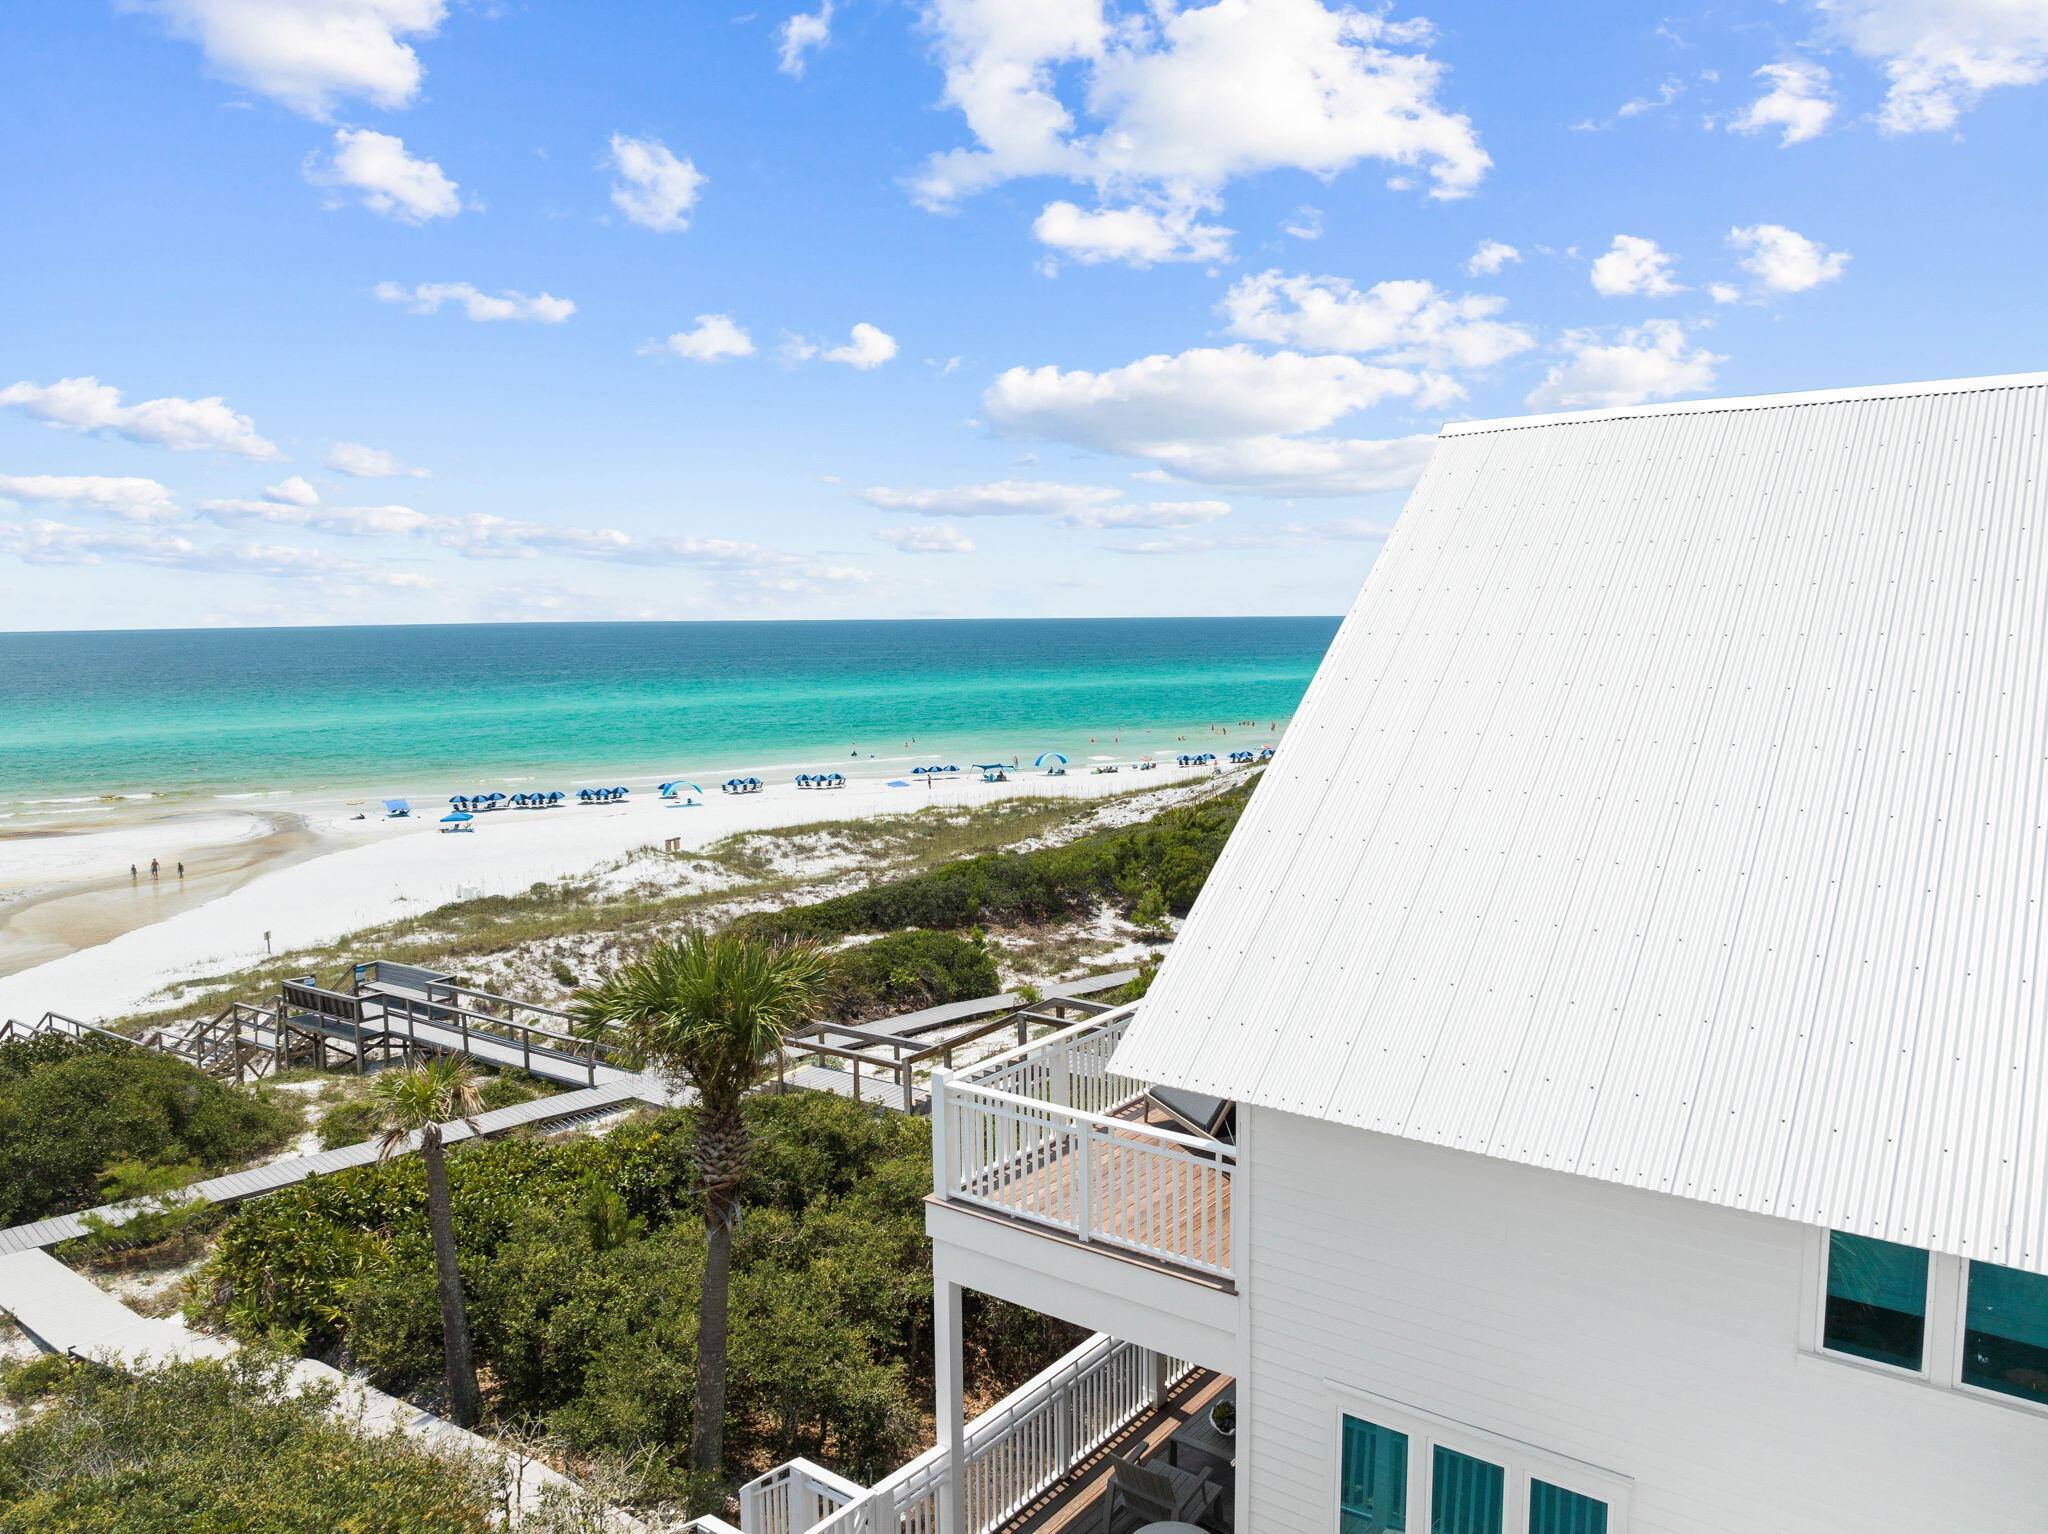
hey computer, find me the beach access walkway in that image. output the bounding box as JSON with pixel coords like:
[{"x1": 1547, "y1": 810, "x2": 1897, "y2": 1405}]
[{"x1": 4, "y1": 960, "x2": 1136, "y2": 1110}]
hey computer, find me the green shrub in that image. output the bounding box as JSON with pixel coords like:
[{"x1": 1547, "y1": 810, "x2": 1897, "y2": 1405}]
[
  {"x1": 0, "y1": 1038, "x2": 295, "y2": 1227},
  {"x1": 68, "y1": 1160, "x2": 215, "y2": 1257},
  {"x1": 746, "y1": 786, "x2": 1248, "y2": 942},
  {"x1": 829, "y1": 929, "x2": 1001, "y2": 1019},
  {"x1": 0, "y1": 1354, "x2": 506, "y2": 1532},
  {"x1": 199, "y1": 1092, "x2": 1003, "y2": 1491},
  {"x1": 316, "y1": 1094, "x2": 384, "y2": 1151}
]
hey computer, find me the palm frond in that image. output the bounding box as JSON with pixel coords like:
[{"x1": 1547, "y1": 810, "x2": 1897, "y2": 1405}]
[{"x1": 570, "y1": 931, "x2": 833, "y2": 1107}]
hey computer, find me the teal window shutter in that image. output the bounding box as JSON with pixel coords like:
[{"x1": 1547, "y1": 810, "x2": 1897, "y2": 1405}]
[
  {"x1": 1529, "y1": 1480, "x2": 1608, "y2": 1534},
  {"x1": 1823, "y1": 1231, "x2": 1928, "y2": 1369},
  {"x1": 1431, "y1": 1446, "x2": 1504, "y2": 1534},
  {"x1": 1340, "y1": 1415, "x2": 1408, "y2": 1532}
]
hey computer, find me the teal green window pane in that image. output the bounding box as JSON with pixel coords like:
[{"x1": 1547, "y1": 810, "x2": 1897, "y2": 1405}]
[
  {"x1": 1963, "y1": 1260, "x2": 2048, "y2": 1404},
  {"x1": 1529, "y1": 1481, "x2": 1608, "y2": 1534},
  {"x1": 1340, "y1": 1416, "x2": 1407, "y2": 1533},
  {"x1": 1431, "y1": 1446, "x2": 1504, "y2": 1534},
  {"x1": 1824, "y1": 1232, "x2": 1928, "y2": 1369}
]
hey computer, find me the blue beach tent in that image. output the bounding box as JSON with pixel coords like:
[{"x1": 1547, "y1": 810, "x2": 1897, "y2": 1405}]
[
  {"x1": 441, "y1": 811, "x2": 473, "y2": 823},
  {"x1": 383, "y1": 798, "x2": 410, "y2": 817}
]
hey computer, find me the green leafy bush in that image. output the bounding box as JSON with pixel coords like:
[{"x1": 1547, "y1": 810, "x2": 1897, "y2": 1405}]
[
  {"x1": 829, "y1": 929, "x2": 1001, "y2": 1018},
  {"x1": 746, "y1": 786, "x2": 1248, "y2": 941},
  {"x1": 200, "y1": 1092, "x2": 1039, "y2": 1491},
  {"x1": 68, "y1": 1159, "x2": 215, "y2": 1258},
  {"x1": 0, "y1": 1354, "x2": 506, "y2": 1532},
  {"x1": 0, "y1": 1037, "x2": 294, "y2": 1227}
]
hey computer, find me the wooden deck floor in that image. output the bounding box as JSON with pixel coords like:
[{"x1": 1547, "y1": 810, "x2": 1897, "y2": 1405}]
[
  {"x1": 998, "y1": 1369, "x2": 1233, "y2": 1534},
  {"x1": 960, "y1": 1099, "x2": 1233, "y2": 1277}
]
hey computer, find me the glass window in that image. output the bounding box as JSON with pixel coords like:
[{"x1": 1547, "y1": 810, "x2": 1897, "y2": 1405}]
[
  {"x1": 1962, "y1": 1260, "x2": 2048, "y2": 1405},
  {"x1": 1823, "y1": 1232, "x2": 1928, "y2": 1370},
  {"x1": 1529, "y1": 1481, "x2": 1608, "y2": 1534},
  {"x1": 1431, "y1": 1446, "x2": 1504, "y2": 1534},
  {"x1": 1340, "y1": 1416, "x2": 1408, "y2": 1533}
]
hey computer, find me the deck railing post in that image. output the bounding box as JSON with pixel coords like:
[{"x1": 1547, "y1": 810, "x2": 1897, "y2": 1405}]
[
  {"x1": 1074, "y1": 1121, "x2": 1095, "y2": 1243},
  {"x1": 930, "y1": 1071, "x2": 955, "y2": 1198}
]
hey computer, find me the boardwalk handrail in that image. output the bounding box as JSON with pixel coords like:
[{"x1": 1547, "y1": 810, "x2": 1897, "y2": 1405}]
[
  {"x1": 932, "y1": 1006, "x2": 1236, "y2": 1282},
  {"x1": 738, "y1": 1334, "x2": 1190, "y2": 1534}
]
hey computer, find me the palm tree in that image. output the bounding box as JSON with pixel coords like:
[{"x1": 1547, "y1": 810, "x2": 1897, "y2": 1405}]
[
  {"x1": 368, "y1": 1056, "x2": 485, "y2": 1428},
  {"x1": 572, "y1": 931, "x2": 832, "y2": 1474}
]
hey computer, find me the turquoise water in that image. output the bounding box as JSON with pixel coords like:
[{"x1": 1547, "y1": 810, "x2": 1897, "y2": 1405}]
[{"x1": 0, "y1": 618, "x2": 1338, "y2": 809}]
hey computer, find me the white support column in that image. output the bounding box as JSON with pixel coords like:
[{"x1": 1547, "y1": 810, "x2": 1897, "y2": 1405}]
[{"x1": 936, "y1": 1277, "x2": 967, "y2": 1534}]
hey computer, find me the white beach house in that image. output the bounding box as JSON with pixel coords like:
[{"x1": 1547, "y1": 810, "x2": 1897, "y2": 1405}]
[{"x1": 739, "y1": 372, "x2": 2048, "y2": 1534}]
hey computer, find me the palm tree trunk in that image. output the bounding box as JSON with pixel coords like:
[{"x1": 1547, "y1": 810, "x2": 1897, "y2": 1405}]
[
  {"x1": 422, "y1": 1127, "x2": 482, "y2": 1428},
  {"x1": 691, "y1": 1193, "x2": 735, "y2": 1473}
]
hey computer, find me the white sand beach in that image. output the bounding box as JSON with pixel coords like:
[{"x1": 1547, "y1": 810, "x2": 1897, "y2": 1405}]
[{"x1": 0, "y1": 764, "x2": 1218, "y2": 1025}]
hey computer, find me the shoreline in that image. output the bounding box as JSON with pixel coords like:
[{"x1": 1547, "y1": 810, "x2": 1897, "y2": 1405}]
[
  {"x1": 0, "y1": 757, "x2": 1239, "y2": 1026},
  {"x1": 0, "y1": 715, "x2": 1279, "y2": 979}
]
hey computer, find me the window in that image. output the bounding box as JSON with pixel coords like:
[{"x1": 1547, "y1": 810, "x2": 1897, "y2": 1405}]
[
  {"x1": 1822, "y1": 1231, "x2": 1928, "y2": 1370},
  {"x1": 1962, "y1": 1260, "x2": 2048, "y2": 1406},
  {"x1": 1432, "y1": 1446, "x2": 1504, "y2": 1534},
  {"x1": 1814, "y1": 1230, "x2": 2048, "y2": 1412},
  {"x1": 1336, "y1": 1408, "x2": 1621, "y2": 1534},
  {"x1": 1529, "y1": 1482, "x2": 1608, "y2": 1534},
  {"x1": 1341, "y1": 1416, "x2": 1408, "y2": 1533}
]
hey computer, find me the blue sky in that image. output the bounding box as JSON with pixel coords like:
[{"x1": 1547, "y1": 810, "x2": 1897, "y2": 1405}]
[{"x1": 3, "y1": 0, "x2": 2045, "y2": 630}]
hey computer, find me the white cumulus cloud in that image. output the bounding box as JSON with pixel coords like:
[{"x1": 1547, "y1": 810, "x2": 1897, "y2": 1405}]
[
  {"x1": 787, "y1": 323, "x2": 900, "y2": 369},
  {"x1": 1728, "y1": 223, "x2": 1850, "y2": 293},
  {"x1": 0, "y1": 376, "x2": 281, "y2": 460},
  {"x1": 263, "y1": 475, "x2": 320, "y2": 506},
  {"x1": 1525, "y1": 320, "x2": 1725, "y2": 411},
  {"x1": 778, "y1": 2, "x2": 834, "y2": 76},
  {"x1": 326, "y1": 441, "x2": 429, "y2": 478},
  {"x1": 1814, "y1": 0, "x2": 2048, "y2": 132},
  {"x1": 1465, "y1": 239, "x2": 1519, "y2": 275},
  {"x1": 858, "y1": 481, "x2": 1123, "y2": 518},
  {"x1": 1220, "y1": 271, "x2": 1533, "y2": 369},
  {"x1": 120, "y1": 0, "x2": 449, "y2": 119},
  {"x1": 200, "y1": 499, "x2": 434, "y2": 536},
  {"x1": 875, "y1": 524, "x2": 976, "y2": 553},
  {"x1": 647, "y1": 314, "x2": 757, "y2": 363},
  {"x1": 914, "y1": 0, "x2": 1488, "y2": 264},
  {"x1": 1729, "y1": 60, "x2": 1837, "y2": 144},
  {"x1": 607, "y1": 134, "x2": 705, "y2": 232},
  {"x1": 984, "y1": 344, "x2": 1436, "y2": 494},
  {"x1": 1032, "y1": 201, "x2": 1233, "y2": 267},
  {"x1": 0, "y1": 474, "x2": 183, "y2": 524},
  {"x1": 857, "y1": 480, "x2": 1229, "y2": 527},
  {"x1": 1590, "y1": 234, "x2": 1683, "y2": 297},
  {"x1": 307, "y1": 128, "x2": 461, "y2": 222},
  {"x1": 373, "y1": 281, "x2": 576, "y2": 322}
]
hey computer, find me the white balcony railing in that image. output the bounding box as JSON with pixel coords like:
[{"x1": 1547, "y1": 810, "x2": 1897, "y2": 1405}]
[
  {"x1": 737, "y1": 1334, "x2": 1190, "y2": 1534},
  {"x1": 931, "y1": 1005, "x2": 1235, "y2": 1283}
]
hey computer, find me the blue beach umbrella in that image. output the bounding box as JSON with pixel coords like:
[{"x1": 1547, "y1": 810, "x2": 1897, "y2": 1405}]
[
  {"x1": 1033, "y1": 752, "x2": 1068, "y2": 767},
  {"x1": 441, "y1": 812, "x2": 473, "y2": 823},
  {"x1": 887, "y1": 779, "x2": 910, "y2": 787}
]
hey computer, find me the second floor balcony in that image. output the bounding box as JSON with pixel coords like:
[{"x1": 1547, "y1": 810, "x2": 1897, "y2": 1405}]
[{"x1": 929, "y1": 1003, "x2": 1236, "y2": 1289}]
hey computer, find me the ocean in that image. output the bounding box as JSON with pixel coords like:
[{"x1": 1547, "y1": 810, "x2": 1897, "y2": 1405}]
[{"x1": 0, "y1": 617, "x2": 1339, "y2": 813}]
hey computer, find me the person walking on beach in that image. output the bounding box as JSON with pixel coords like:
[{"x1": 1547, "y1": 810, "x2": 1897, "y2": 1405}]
[
  {"x1": 177, "y1": 861, "x2": 185, "y2": 878},
  {"x1": 129, "y1": 863, "x2": 137, "y2": 880},
  {"x1": 150, "y1": 858, "x2": 159, "y2": 878}
]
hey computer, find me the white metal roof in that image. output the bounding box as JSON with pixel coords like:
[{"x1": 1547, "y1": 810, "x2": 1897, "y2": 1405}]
[{"x1": 1115, "y1": 370, "x2": 2048, "y2": 1272}]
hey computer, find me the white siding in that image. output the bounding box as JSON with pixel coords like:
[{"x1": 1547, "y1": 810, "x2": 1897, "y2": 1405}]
[
  {"x1": 1116, "y1": 372, "x2": 2048, "y2": 1274},
  {"x1": 1242, "y1": 1105, "x2": 2048, "y2": 1534}
]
